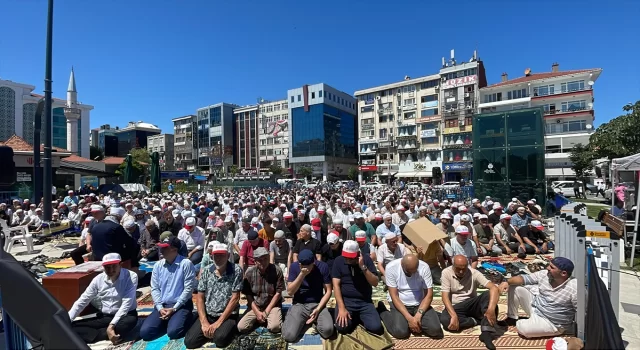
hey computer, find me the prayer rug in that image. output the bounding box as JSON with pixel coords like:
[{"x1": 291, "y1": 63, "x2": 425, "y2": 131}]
[
  {"x1": 44, "y1": 257, "x2": 76, "y2": 269},
  {"x1": 90, "y1": 340, "x2": 135, "y2": 350}
]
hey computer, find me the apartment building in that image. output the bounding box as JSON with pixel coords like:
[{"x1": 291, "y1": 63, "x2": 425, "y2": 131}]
[
  {"x1": 172, "y1": 115, "x2": 196, "y2": 171},
  {"x1": 147, "y1": 134, "x2": 175, "y2": 170},
  {"x1": 355, "y1": 74, "x2": 443, "y2": 182},
  {"x1": 195, "y1": 103, "x2": 237, "y2": 174},
  {"x1": 478, "y1": 63, "x2": 601, "y2": 179},
  {"x1": 439, "y1": 50, "x2": 488, "y2": 182},
  {"x1": 258, "y1": 99, "x2": 289, "y2": 170},
  {"x1": 233, "y1": 105, "x2": 259, "y2": 172}
]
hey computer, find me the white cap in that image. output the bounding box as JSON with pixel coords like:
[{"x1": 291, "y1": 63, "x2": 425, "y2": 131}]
[
  {"x1": 182, "y1": 210, "x2": 193, "y2": 218},
  {"x1": 455, "y1": 225, "x2": 470, "y2": 235},
  {"x1": 396, "y1": 205, "x2": 405, "y2": 211},
  {"x1": 102, "y1": 253, "x2": 121, "y2": 266},
  {"x1": 327, "y1": 233, "x2": 339, "y2": 244},
  {"x1": 185, "y1": 217, "x2": 196, "y2": 227},
  {"x1": 355, "y1": 230, "x2": 366, "y2": 241},
  {"x1": 210, "y1": 242, "x2": 228, "y2": 254},
  {"x1": 479, "y1": 214, "x2": 488, "y2": 219},
  {"x1": 383, "y1": 213, "x2": 392, "y2": 219},
  {"x1": 123, "y1": 219, "x2": 136, "y2": 229},
  {"x1": 440, "y1": 213, "x2": 452, "y2": 220},
  {"x1": 530, "y1": 220, "x2": 544, "y2": 230},
  {"x1": 342, "y1": 240, "x2": 359, "y2": 258},
  {"x1": 153, "y1": 206, "x2": 162, "y2": 212},
  {"x1": 111, "y1": 207, "x2": 125, "y2": 217},
  {"x1": 500, "y1": 213, "x2": 512, "y2": 220},
  {"x1": 274, "y1": 230, "x2": 285, "y2": 239},
  {"x1": 384, "y1": 231, "x2": 397, "y2": 241},
  {"x1": 90, "y1": 204, "x2": 104, "y2": 212},
  {"x1": 283, "y1": 212, "x2": 293, "y2": 218},
  {"x1": 472, "y1": 213, "x2": 481, "y2": 218},
  {"x1": 333, "y1": 218, "x2": 343, "y2": 225},
  {"x1": 460, "y1": 214, "x2": 470, "y2": 222},
  {"x1": 353, "y1": 212, "x2": 363, "y2": 219},
  {"x1": 171, "y1": 209, "x2": 180, "y2": 218},
  {"x1": 224, "y1": 216, "x2": 232, "y2": 223},
  {"x1": 459, "y1": 205, "x2": 467, "y2": 211}
]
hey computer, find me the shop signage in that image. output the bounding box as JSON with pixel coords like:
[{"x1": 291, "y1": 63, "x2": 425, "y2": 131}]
[
  {"x1": 421, "y1": 101, "x2": 438, "y2": 109},
  {"x1": 417, "y1": 115, "x2": 441, "y2": 123},
  {"x1": 442, "y1": 125, "x2": 472, "y2": 134},
  {"x1": 442, "y1": 162, "x2": 471, "y2": 171},
  {"x1": 361, "y1": 124, "x2": 374, "y2": 130},
  {"x1": 441, "y1": 75, "x2": 477, "y2": 89},
  {"x1": 484, "y1": 163, "x2": 496, "y2": 174},
  {"x1": 239, "y1": 168, "x2": 259, "y2": 176},
  {"x1": 161, "y1": 171, "x2": 190, "y2": 179},
  {"x1": 17, "y1": 171, "x2": 31, "y2": 182},
  {"x1": 414, "y1": 163, "x2": 426, "y2": 171},
  {"x1": 420, "y1": 129, "x2": 437, "y2": 138},
  {"x1": 359, "y1": 165, "x2": 377, "y2": 171}
]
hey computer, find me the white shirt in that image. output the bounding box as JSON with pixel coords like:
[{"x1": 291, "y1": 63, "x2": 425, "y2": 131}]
[
  {"x1": 178, "y1": 226, "x2": 205, "y2": 251},
  {"x1": 385, "y1": 259, "x2": 433, "y2": 306},
  {"x1": 377, "y1": 243, "x2": 406, "y2": 268},
  {"x1": 68, "y1": 269, "x2": 138, "y2": 325}
]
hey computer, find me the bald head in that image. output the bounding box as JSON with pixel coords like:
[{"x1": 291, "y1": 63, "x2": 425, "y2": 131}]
[
  {"x1": 453, "y1": 255, "x2": 468, "y2": 268},
  {"x1": 401, "y1": 254, "x2": 420, "y2": 276}
]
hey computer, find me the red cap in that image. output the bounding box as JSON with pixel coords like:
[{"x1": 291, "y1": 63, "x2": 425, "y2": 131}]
[{"x1": 311, "y1": 218, "x2": 321, "y2": 230}]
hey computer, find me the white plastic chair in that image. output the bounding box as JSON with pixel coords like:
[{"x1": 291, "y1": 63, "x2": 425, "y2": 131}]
[{"x1": 1, "y1": 220, "x2": 34, "y2": 254}]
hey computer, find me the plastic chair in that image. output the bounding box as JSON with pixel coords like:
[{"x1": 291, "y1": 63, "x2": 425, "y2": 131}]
[{"x1": 1, "y1": 220, "x2": 34, "y2": 254}]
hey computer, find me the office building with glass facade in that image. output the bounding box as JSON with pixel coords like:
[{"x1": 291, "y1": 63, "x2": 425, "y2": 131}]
[
  {"x1": 287, "y1": 83, "x2": 357, "y2": 180},
  {"x1": 478, "y1": 64, "x2": 602, "y2": 180},
  {"x1": 472, "y1": 107, "x2": 546, "y2": 205},
  {"x1": 195, "y1": 103, "x2": 236, "y2": 174}
]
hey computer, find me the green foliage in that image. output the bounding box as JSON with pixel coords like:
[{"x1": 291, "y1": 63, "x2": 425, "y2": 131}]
[
  {"x1": 114, "y1": 148, "x2": 150, "y2": 182},
  {"x1": 229, "y1": 165, "x2": 239, "y2": 177},
  {"x1": 90, "y1": 146, "x2": 104, "y2": 161},
  {"x1": 130, "y1": 147, "x2": 151, "y2": 164},
  {"x1": 298, "y1": 166, "x2": 313, "y2": 179},
  {"x1": 269, "y1": 163, "x2": 283, "y2": 175},
  {"x1": 347, "y1": 167, "x2": 358, "y2": 180},
  {"x1": 589, "y1": 100, "x2": 640, "y2": 159},
  {"x1": 569, "y1": 143, "x2": 594, "y2": 179}
]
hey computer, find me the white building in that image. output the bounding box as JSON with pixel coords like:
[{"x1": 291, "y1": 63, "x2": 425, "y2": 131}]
[
  {"x1": 172, "y1": 115, "x2": 196, "y2": 171},
  {"x1": 0, "y1": 69, "x2": 92, "y2": 158},
  {"x1": 354, "y1": 74, "x2": 442, "y2": 182},
  {"x1": 478, "y1": 63, "x2": 602, "y2": 179},
  {"x1": 258, "y1": 99, "x2": 289, "y2": 170},
  {"x1": 147, "y1": 134, "x2": 175, "y2": 170}
]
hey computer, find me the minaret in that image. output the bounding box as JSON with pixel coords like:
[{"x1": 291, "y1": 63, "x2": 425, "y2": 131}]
[{"x1": 64, "y1": 67, "x2": 81, "y2": 155}]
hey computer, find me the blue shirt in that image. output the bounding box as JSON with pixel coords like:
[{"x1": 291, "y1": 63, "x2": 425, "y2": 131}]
[
  {"x1": 287, "y1": 260, "x2": 331, "y2": 304},
  {"x1": 331, "y1": 255, "x2": 377, "y2": 307},
  {"x1": 151, "y1": 255, "x2": 197, "y2": 310}
]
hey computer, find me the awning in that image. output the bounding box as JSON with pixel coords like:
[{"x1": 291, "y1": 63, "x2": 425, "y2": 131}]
[
  {"x1": 397, "y1": 171, "x2": 432, "y2": 178},
  {"x1": 545, "y1": 168, "x2": 575, "y2": 177},
  {"x1": 59, "y1": 160, "x2": 116, "y2": 177},
  {"x1": 192, "y1": 175, "x2": 208, "y2": 181}
]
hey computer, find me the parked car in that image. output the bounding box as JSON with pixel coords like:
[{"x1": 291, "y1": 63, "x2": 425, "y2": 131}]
[
  {"x1": 551, "y1": 181, "x2": 597, "y2": 196},
  {"x1": 435, "y1": 181, "x2": 461, "y2": 189},
  {"x1": 303, "y1": 181, "x2": 318, "y2": 189},
  {"x1": 406, "y1": 182, "x2": 422, "y2": 189}
]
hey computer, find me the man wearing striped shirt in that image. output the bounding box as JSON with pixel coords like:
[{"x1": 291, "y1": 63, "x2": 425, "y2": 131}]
[{"x1": 499, "y1": 257, "x2": 577, "y2": 338}]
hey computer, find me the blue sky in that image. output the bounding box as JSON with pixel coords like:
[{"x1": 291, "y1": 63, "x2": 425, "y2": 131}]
[{"x1": 1, "y1": 0, "x2": 639, "y2": 133}]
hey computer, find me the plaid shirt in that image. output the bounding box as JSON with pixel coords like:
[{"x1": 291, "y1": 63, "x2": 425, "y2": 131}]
[
  {"x1": 242, "y1": 264, "x2": 285, "y2": 309},
  {"x1": 523, "y1": 270, "x2": 578, "y2": 327}
]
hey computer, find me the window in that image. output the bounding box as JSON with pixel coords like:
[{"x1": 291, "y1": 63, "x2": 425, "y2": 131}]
[
  {"x1": 421, "y1": 95, "x2": 438, "y2": 102},
  {"x1": 311, "y1": 92, "x2": 315, "y2": 99},
  {"x1": 319, "y1": 90, "x2": 323, "y2": 97},
  {"x1": 297, "y1": 95, "x2": 301, "y2": 102},
  {"x1": 379, "y1": 115, "x2": 388, "y2": 123},
  {"x1": 290, "y1": 96, "x2": 294, "y2": 103},
  {"x1": 421, "y1": 80, "x2": 440, "y2": 89},
  {"x1": 266, "y1": 105, "x2": 273, "y2": 112},
  {"x1": 445, "y1": 119, "x2": 459, "y2": 128},
  {"x1": 464, "y1": 117, "x2": 472, "y2": 126},
  {"x1": 379, "y1": 128, "x2": 387, "y2": 139},
  {"x1": 545, "y1": 120, "x2": 587, "y2": 134},
  {"x1": 420, "y1": 108, "x2": 438, "y2": 117},
  {"x1": 282, "y1": 102, "x2": 288, "y2": 109},
  {"x1": 533, "y1": 85, "x2": 554, "y2": 96},
  {"x1": 361, "y1": 106, "x2": 374, "y2": 113},
  {"x1": 483, "y1": 92, "x2": 502, "y2": 103},
  {"x1": 561, "y1": 80, "x2": 585, "y2": 93},
  {"x1": 444, "y1": 89, "x2": 456, "y2": 99},
  {"x1": 282, "y1": 113, "x2": 288, "y2": 120},
  {"x1": 507, "y1": 88, "x2": 528, "y2": 100},
  {"x1": 541, "y1": 103, "x2": 557, "y2": 114},
  {"x1": 404, "y1": 112, "x2": 416, "y2": 119},
  {"x1": 403, "y1": 98, "x2": 416, "y2": 106},
  {"x1": 402, "y1": 86, "x2": 416, "y2": 93},
  {"x1": 260, "y1": 150, "x2": 266, "y2": 156},
  {"x1": 561, "y1": 100, "x2": 586, "y2": 112}
]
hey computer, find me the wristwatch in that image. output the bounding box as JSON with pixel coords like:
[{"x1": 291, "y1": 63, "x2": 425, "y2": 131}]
[
  {"x1": 417, "y1": 308, "x2": 425, "y2": 315},
  {"x1": 360, "y1": 265, "x2": 368, "y2": 272}
]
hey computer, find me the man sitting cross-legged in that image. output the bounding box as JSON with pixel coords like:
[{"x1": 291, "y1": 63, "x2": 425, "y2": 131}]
[
  {"x1": 440, "y1": 255, "x2": 501, "y2": 350},
  {"x1": 184, "y1": 242, "x2": 244, "y2": 349},
  {"x1": 379, "y1": 254, "x2": 444, "y2": 339}
]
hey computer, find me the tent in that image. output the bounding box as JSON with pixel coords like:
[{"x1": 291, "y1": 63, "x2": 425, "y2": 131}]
[{"x1": 611, "y1": 152, "x2": 640, "y2": 267}]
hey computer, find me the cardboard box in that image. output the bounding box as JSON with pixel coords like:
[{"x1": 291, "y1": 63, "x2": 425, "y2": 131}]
[{"x1": 402, "y1": 218, "x2": 448, "y2": 248}]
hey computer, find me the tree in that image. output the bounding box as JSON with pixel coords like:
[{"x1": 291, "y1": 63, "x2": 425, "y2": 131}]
[
  {"x1": 589, "y1": 100, "x2": 640, "y2": 159},
  {"x1": 229, "y1": 165, "x2": 239, "y2": 177},
  {"x1": 269, "y1": 163, "x2": 283, "y2": 175},
  {"x1": 569, "y1": 143, "x2": 594, "y2": 179},
  {"x1": 90, "y1": 146, "x2": 104, "y2": 161},
  {"x1": 115, "y1": 148, "x2": 150, "y2": 183},
  {"x1": 298, "y1": 166, "x2": 313, "y2": 180},
  {"x1": 130, "y1": 147, "x2": 151, "y2": 165},
  {"x1": 347, "y1": 167, "x2": 358, "y2": 180}
]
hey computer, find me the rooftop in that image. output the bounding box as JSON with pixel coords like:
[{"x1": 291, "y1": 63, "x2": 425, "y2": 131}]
[
  {"x1": 485, "y1": 68, "x2": 602, "y2": 89},
  {"x1": 354, "y1": 74, "x2": 441, "y2": 96},
  {"x1": 0, "y1": 135, "x2": 68, "y2": 153}
]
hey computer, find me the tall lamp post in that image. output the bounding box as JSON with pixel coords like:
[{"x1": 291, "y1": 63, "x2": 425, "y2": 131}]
[{"x1": 43, "y1": 0, "x2": 54, "y2": 221}]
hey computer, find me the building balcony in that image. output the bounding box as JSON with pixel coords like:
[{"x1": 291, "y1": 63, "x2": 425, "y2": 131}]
[
  {"x1": 442, "y1": 133, "x2": 472, "y2": 148},
  {"x1": 360, "y1": 159, "x2": 377, "y2": 166},
  {"x1": 378, "y1": 107, "x2": 394, "y2": 115},
  {"x1": 543, "y1": 106, "x2": 592, "y2": 117},
  {"x1": 478, "y1": 96, "x2": 531, "y2": 109},
  {"x1": 361, "y1": 123, "x2": 375, "y2": 131},
  {"x1": 359, "y1": 144, "x2": 378, "y2": 154},
  {"x1": 396, "y1": 140, "x2": 419, "y2": 152},
  {"x1": 442, "y1": 125, "x2": 473, "y2": 135},
  {"x1": 401, "y1": 104, "x2": 417, "y2": 111},
  {"x1": 442, "y1": 150, "x2": 472, "y2": 162},
  {"x1": 532, "y1": 87, "x2": 592, "y2": 100}
]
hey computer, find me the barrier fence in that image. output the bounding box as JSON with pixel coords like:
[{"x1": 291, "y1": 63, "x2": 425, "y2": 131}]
[{"x1": 554, "y1": 206, "x2": 621, "y2": 342}]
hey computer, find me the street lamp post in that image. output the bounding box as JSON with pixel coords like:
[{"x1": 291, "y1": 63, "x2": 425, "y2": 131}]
[{"x1": 43, "y1": 0, "x2": 54, "y2": 221}]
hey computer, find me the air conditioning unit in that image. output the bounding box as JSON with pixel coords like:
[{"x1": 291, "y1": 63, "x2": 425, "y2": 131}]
[
  {"x1": 397, "y1": 93, "x2": 402, "y2": 97},
  {"x1": 435, "y1": 85, "x2": 440, "y2": 90},
  {"x1": 465, "y1": 93, "x2": 470, "y2": 97},
  {"x1": 434, "y1": 126, "x2": 439, "y2": 131},
  {"x1": 467, "y1": 105, "x2": 472, "y2": 110},
  {"x1": 376, "y1": 96, "x2": 381, "y2": 100}
]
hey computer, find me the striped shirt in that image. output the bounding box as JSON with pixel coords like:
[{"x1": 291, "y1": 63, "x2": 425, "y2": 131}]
[{"x1": 523, "y1": 270, "x2": 578, "y2": 327}]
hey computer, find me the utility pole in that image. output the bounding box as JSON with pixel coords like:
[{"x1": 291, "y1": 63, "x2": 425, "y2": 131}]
[{"x1": 43, "y1": 0, "x2": 54, "y2": 221}]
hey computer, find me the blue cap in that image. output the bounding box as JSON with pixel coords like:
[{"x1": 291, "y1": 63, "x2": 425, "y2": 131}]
[
  {"x1": 248, "y1": 230, "x2": 259, "y2": 240},
  {"x1": 551, "y1": 257, "x2": 574, "y2": 275},
  {"x1": 298, "y1": 249, "x2": 315, "y2": 265}
]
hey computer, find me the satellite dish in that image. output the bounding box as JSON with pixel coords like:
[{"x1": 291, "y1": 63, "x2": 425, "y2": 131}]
[
  {"x1": 524, "y1": 68, "x2": 531, "y2": 76},
  {"x1": 588, "y1": 102, "x2": 593, "y2": 108},
  {"x1": 588, "y1": 81, "x2": 594, "y2": 86},
  {"x1": 586, "y1": 124, "x2": 593, "y2": 129}
]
